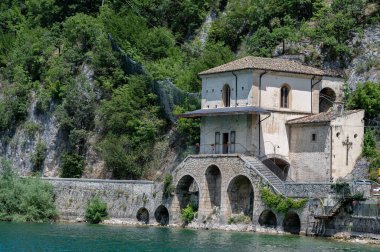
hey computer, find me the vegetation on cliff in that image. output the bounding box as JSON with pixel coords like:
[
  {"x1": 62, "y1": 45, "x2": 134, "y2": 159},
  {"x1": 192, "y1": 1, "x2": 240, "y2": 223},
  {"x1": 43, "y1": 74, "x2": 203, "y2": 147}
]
[
  {"x1": 0, "y1": 158, "x2": 57, "y2": 222},
  {"x1": 0, "y1": 1, "x2": 378, "y2": 179}
]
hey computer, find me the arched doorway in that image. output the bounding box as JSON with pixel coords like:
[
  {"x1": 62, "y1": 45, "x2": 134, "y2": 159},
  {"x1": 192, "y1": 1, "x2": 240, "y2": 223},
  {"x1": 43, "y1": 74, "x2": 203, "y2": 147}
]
[
  {"x1": 258, "y1": 210, "x2": 277, "y2": 228},
  {"x1": 283, "y1": 212, "x2": 301, "y2": 234},
  {"x1": 154, "y1": 205, "x2": 169, "y2": 226},
  {"x1": 136, "y1": 207, "x2": 150, "y2": 224},
  {"x1": 227, "y1": 175, "x2": 254, "y2": 219},
  {"x1": 262, "y1": 158, "x2": 290, "y2": 181},
  {"x1": 205, "y1": 165, "x2": 221, "y2": 209},
  {"x1": 176, "y1": 175, "x2": 199, "y2": 211},
  {"x1": 319, "y1": 87, "x2": 336, "y2": 112}
]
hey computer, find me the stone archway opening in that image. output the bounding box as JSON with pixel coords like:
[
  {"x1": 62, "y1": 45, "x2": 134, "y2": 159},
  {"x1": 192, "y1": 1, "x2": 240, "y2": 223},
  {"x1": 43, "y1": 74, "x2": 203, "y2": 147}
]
[
  {"x1": 258, "y1": 210, "x2": 277, "y2": 228},
  {"x1": 262, "y1": 158, "x2": 290, "y2": 181},
  {"x1": 227, "y1": 175, "x2": 254, "y2": 219},
  {"x1": 136, "y1": 207, "x2": 150, "y2": 224},
  {"x1": 283, "y1": 212, "x2": 301, "y2": 234},
  {"x1": 319, "y1": 87, "x2": 336, "y2": 113},
  {"x1": 176, "y1": 175, "x2": 199, "y2": 211},
  {"x1": 154, "y1": 205, "x2": 169, "y2": 226},
  {"x1": 205, "y1": 165, "x2": 221, "y2": 209}
]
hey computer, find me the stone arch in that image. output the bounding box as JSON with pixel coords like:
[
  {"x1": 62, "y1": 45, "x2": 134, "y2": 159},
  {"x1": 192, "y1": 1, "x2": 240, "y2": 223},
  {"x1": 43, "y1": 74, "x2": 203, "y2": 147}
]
[
  {"x1": 176, "y1": 175, "x2": 199, "y2": 211},
  {"x1": 227, "y1": 175, "x2": 254, "y2": 219},
  {"x1": 222, "y1": 84, "x2": 231, "y2": 107},
  {"x1": 262, "y1": 157, "x2": 290, "y2": 181},
  {"x1": 154, "y1": 205, "x2": 169, "y2": 226},
  {"x1": 283, "y1": 212, "x2": 301, "y2": 234},
  {"x1": 205, "y1": 165, "x2": 222, "y2": 209},
  {"x1": 258, "y1": 210, "x2": 277, "y2": 228},
  {"x1": 136, "y1": 207, "x2": 150, "y2": 224},
  {"x1": 319, "y1": 87, "x2": 336, "y2": 112}
]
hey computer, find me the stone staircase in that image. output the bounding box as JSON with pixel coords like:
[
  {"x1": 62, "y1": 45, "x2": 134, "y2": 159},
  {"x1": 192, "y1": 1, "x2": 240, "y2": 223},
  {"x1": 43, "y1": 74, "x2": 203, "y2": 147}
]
[{"x1": 240, "y1": 155, "x2": 285, "y2": 195}]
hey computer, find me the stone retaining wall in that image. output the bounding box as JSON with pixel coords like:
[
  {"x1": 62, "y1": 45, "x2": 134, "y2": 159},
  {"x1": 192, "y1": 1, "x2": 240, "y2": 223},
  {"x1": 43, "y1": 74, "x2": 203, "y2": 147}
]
[
  {"x1": 43, "y1": 178, "x2": 165, "y2": 223},
  {"x1": 284, "y1": 183, "x2": 332, "y2": 198}
]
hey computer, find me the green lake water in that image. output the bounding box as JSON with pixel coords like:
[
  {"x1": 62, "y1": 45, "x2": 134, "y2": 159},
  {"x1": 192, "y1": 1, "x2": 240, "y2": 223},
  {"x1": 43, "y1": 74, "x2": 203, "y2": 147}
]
[{"x1": 0, "y1": 222, "x2": 379, "y2": 252}]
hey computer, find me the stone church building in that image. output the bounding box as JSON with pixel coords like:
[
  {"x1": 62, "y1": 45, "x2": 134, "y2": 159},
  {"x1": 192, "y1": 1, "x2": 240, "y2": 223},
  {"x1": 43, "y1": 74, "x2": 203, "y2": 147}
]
[{"x1": 180, "y1": 56, "x2": 364, "y2": 183}]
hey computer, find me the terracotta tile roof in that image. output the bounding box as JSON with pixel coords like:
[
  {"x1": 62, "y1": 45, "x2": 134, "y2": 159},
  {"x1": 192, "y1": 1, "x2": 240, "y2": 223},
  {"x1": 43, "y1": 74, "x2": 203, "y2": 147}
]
[
  {"x1": 199, "y1": 56, "x2": 326, "y2": 76},
  {"x1": 286, "y1": 110, "x2": 363, "y2": 125}
]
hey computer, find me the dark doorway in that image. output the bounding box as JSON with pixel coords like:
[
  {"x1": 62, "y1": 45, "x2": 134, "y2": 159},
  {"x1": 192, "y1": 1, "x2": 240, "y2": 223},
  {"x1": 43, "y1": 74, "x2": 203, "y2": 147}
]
[
  {"x1": 205, "y1": 165, "x2": 222, "y2": 208},
  {"x1": 258, "y1": 210, "x2": 277, "y2": 228},
  {"x1": 154, "y1": 205, "x2": 169, "y2": 226},
  {"x1": 176, "y1": 175, "x2": 199, "y2": 211},
  {"x1": 227, "y1": 175, "x2": 254, "y2": 219},
  {"x1": 136, "y1": 208, "x2": 150, "y2": 224},
  {"x1": 223, "y1": 133, "x2": 229, "y2": 154},
  {"x1": 283, "y1": 212, "x2": 301, "y2": 234}
]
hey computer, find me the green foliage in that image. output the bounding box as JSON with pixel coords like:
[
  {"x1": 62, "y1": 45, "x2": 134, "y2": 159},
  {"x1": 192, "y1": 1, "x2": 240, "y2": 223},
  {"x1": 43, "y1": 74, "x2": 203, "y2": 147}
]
[
  {"x1": 24, "y1": 121, "x2": 41, "y2": 137},
  {"x1": 260, "y1": 187, "x2": 307, "y2": 213},
  {"x1": 60, "y1": 153, "x2": 84, "y2": 178},
  {"x1": 31, "y1": 140, "x2": 47, "y2": 171},
  {"x1": 346, "y1": 82, "x2": 380, "y2": 124},
  {"x1": 0, "y1": 157, "x2": 57, "y2": 222},
  {"x1": 352, "y1": 191, "x2": 365, "y2": 201},
  {"x1": 85, "y1": 196, "x2": 108, "y2": 224},
  {"x1": 180, "y1": 204, "x2": 197, "y2": 224},
  {"x1": 228, "y1": 214, "x2": 251, "y2": 224},
  {"x1": 163, "y1": 174, "x2": 174, "y2": 198},
  {"x1": 331, "y1": 182, "x2": 351, "y2": 196}
]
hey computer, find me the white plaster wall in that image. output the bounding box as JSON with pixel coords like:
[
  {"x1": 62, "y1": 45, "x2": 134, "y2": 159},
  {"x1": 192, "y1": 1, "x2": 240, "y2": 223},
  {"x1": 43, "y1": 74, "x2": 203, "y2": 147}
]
[
  {"x1": 260, "y1": 73, "x2": 313, "y2": 113},
  {"x1": 330, "y1": 110, "x2": 364, "y2": 180},
  {"x1": 260, "y1": 112, "x2": 307, "y2": 158},
  {"x1": 200, "y1": 115, "x2": 254, "y2": 154},
  {"x1": 201, "y1": 70, "x2": 254, "y2": 109}
]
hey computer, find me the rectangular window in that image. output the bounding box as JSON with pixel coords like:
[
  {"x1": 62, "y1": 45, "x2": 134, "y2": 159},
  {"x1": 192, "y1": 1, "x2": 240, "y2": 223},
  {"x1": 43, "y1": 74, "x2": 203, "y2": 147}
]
[
  {"x1": 312, "y1": 133, "x2": 316, "y2": 141},
  {"x1": 215, "y1": 132, "x2": 220, "y2": 154},
  {"x1": 230, "y1": 131, "x2": 236, "y2": 153}
]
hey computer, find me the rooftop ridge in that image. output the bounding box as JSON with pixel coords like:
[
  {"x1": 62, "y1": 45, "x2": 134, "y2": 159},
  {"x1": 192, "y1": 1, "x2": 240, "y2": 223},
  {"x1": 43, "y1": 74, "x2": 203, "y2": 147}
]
[{"x1": 199, "y1": 56, "x2": 333, "y2": 77}]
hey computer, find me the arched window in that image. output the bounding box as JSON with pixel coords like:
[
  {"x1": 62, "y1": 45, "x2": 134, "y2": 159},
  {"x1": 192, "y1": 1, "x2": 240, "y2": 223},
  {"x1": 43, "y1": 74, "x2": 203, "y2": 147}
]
[
  {"x1": 280, "y1": 85, "x2": 290, "y2": 108},
  {"x1": 222, "y1": 84, "x2": 231, "y2": 107}
]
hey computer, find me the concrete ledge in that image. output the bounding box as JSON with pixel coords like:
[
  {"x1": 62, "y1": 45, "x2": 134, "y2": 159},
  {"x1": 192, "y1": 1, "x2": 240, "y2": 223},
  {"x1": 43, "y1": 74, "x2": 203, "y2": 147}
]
[{"x1": 40, "y1": 177, "x2": 154, "y2": 184}]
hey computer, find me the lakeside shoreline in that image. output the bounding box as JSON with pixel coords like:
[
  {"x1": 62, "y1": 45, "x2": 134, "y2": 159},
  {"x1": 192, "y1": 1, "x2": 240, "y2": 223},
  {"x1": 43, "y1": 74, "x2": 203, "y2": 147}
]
[{"x1": 57, "y1": 217, "x2": 380, "y2": 246}]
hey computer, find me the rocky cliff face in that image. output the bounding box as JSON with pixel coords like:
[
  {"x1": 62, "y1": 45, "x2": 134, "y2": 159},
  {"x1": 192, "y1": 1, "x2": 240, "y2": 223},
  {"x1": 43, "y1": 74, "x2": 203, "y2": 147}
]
[{"x1": 347, "y1": 25, "x2": 380, "y2": 87}]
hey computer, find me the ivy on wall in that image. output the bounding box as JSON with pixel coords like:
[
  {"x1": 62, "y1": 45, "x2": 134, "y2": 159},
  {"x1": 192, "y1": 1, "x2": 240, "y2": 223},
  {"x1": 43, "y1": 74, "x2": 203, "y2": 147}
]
[{"x1": 260, "y1": 187, "x2": 307, "y2": 213}]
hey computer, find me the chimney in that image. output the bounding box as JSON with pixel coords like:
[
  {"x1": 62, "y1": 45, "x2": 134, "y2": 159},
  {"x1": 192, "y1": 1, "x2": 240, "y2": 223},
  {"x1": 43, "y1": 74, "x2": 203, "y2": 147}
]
[{"x1": 332, "y1": 102, "x2": 344, "y2": 116}]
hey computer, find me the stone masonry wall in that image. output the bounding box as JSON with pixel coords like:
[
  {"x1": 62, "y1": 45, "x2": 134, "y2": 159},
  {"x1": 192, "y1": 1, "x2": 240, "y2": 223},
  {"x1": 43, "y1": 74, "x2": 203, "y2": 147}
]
[{"x1": 43, "y1": 178, "x2": 166, "y2": 223}]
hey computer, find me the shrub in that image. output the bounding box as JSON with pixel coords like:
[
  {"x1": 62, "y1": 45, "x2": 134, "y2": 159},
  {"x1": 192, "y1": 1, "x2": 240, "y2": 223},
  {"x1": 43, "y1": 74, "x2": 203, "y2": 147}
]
[
  {"x1": 228, "y1": 214, "x2": 251, "y2": 225},
  {"x1": 163, "y1": 174, "x2": 174, "y2": 198},
  {"x1": 0, "y1": 157, "x2": 57, "y2": 222},
  {"x1": 260, "y1": 187, "x2": 307, "y2": 213},
  {"x1": 331, "y1": 182, "x2": 351, "y2": 196},
  {"x1": 180, "y1": 204, "x2": 197, "y2": 225},
  {"x1": 85, "y1": 196, "x2": 108, "y2": 224},
  {"x1": 60, "y1": 152, "x2": 84, "y2": 178},
  {"x1": 31, "y1": 140, "x2": 46, "y2": 171}
]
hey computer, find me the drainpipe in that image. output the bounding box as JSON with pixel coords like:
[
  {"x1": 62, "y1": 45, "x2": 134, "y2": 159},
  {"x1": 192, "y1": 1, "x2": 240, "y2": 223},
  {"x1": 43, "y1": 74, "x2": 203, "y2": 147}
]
[
  {"x1": 232, "y1": 71, "x2": 238, "y2": 107},
  {"x1": 330, "y1": 125, "x2": 333, "y2": 182},
  {"x1": 259, "y1": 71, "x2": 268, "y2": 108},
  {"x1": 310, "y1": 76, "x2": 315, "y2": 114},
  {"x1": 258, "y1": 113, "x2": 271, "y2": 157}
]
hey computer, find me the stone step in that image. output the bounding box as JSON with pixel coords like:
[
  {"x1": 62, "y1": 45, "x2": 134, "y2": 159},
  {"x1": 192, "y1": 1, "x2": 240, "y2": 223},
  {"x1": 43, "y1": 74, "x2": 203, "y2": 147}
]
[{"x1": 241, "y1": 155, "x2": 285, "y2": 195}]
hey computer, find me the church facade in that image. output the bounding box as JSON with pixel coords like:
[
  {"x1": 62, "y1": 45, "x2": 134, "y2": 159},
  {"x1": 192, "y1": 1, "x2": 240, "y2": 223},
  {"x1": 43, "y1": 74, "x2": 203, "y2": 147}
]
[{"x1": 180, "y1": 56, "x2": 364, "y2": 182}]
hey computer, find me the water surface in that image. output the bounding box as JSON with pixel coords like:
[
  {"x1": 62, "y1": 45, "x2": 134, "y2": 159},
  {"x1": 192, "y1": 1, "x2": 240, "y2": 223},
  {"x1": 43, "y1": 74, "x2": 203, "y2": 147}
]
[{"x1": 0, "y1": 222, "x2": 378, "y2": 251}]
